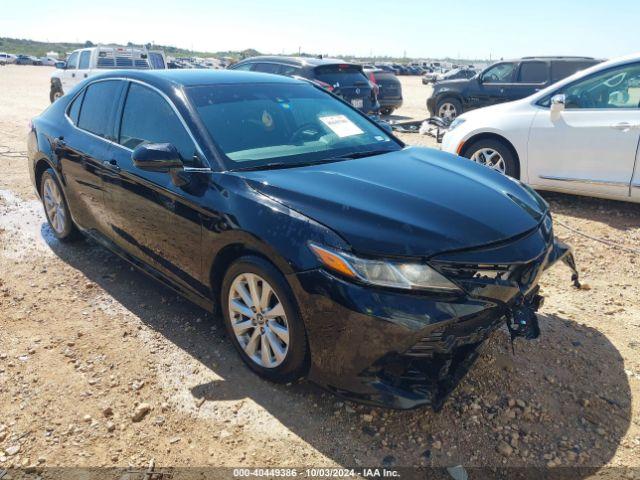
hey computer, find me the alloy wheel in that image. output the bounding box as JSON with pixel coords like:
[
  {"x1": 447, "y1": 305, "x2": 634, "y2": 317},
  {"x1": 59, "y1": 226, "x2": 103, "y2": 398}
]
[
  {"x1": 228, "y1": 273, "x2": 290, "y2": 368},
  {"x1": 43, "y1": 176, "x2": 67, "y2": 234},
  {"x1": 470, "y1": 148, "x2": 506, "y2": 173},
  {"x1": 437, "y1": 102, "x2": 457, "y2": 121}
]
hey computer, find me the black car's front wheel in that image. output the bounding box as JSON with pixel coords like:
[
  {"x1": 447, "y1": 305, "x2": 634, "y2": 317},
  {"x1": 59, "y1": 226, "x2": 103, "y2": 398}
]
[
  {"x1": 436, "y1": 97, "x2": 462, "y2": 122},
  {"x1": 40, "y1": 169, "x2": 81, "y2": 241},
  {"x1": 221, "y1": 256, "x2": 309, "y2": 383}
]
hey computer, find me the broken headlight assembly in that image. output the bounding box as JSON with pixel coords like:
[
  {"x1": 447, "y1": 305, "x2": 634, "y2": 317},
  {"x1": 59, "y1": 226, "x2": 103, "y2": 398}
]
[{"x1": 309, "y1": 243, "x2": 461, "y2": 293}]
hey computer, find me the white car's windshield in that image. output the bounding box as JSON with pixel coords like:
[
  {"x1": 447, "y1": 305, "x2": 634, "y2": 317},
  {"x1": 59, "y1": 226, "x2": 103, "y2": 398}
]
[{"x1": 187, "y1": 83, "x2": 400, "y2": 170}]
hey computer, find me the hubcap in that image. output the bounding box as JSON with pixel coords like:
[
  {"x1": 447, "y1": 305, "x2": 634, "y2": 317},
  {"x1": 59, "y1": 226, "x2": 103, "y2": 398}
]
[
  {"x1": 42, "y1": 177, "x2": 66, "y2": 234},
  {"x1": 470, "y1": 148, "x2": 506, "y2": 173},
  {"x1": 228, "y1": 273, "x2": 290, "y2": 368},
  {"x1": 438, "y1": 102, "x2": 457, "y2": 121}
]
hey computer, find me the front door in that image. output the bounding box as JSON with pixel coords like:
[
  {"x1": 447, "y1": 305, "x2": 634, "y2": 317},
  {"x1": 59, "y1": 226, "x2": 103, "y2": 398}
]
[
  {"x1": 61, "y1": 51, "x2": 79, "y2": 93},
  {"x1": 528, "y1": 61, "x2": 640, "y2": 199},
  {"x1": 476, "y1": 62, "x2": 517, "y2": 108},
  {"x1": 103, "y1": 81, "x2": 207, "y2": 294}
]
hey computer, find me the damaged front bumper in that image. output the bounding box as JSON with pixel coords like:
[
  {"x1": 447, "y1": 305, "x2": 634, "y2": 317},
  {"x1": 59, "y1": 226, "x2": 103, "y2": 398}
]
[{"x1": 289, "y1": 223, "x2": 579, "y2": 410}]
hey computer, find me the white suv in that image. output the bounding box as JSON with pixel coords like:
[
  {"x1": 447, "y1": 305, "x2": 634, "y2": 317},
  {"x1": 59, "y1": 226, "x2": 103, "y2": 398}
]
[
  {"x1": 442, "y1": 53, "x2": 640, "y2": 204},
  {"x1": 50, "y1": 46, "x2": 167, "y2": 102}
]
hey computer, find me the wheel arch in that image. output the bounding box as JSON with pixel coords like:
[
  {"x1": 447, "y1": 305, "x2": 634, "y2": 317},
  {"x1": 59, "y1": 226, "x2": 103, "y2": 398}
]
[
  {"x1": 208, "y1": 239, "x2": 296, "y2": 315},
  {"x1": 33, "y1": 157, "x2": 56, "y2": 198},
  {"x1": 460, "y1": 132, "x2": 522, "y2": 179}
]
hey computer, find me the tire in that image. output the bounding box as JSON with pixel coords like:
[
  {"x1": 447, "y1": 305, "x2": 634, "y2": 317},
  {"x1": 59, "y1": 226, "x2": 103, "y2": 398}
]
[
  {"x1": 40, "y1": 169, "x2": 82, "y2": 241},
  {"x1": 380, "y1": 108, "x2": 394, "y2": 116},
  {"x1": 462, "y1": 138, "x2": 519, "y2": 178},
  {"x1": 221, "y1": 255, "x2": 309, "y2": 383},
  {"x1": 435, "y1": 97, "x2": 462, "y2": 122},
  {"x1": 50, "y1": 87, "x2": 63, "y2": 103}
]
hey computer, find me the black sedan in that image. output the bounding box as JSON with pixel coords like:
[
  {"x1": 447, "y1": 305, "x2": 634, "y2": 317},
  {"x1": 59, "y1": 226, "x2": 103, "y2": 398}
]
[
  {"x1": 27, "y1": 70, "x2": 579, "y2": 409},
  {"x1": 364, "y1": 67, "x2": 403, "y2": 115}
]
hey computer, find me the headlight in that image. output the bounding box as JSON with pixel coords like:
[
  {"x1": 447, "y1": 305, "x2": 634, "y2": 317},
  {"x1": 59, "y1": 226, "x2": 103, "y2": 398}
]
[
  {"x1": 448, "y1": 117, "x2": 466, "y2": 131},
  {"x1": 309, "y1": 244, "x2": 461, "y2": 293}
]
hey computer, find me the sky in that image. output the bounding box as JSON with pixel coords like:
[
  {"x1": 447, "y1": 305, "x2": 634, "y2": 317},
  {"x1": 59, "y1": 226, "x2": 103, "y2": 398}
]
[{"x1": 1, "y1": 0, "x2": 638, "y2": 60}]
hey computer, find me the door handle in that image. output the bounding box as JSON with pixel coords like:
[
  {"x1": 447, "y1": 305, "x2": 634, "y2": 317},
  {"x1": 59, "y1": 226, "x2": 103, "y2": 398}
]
[
  {"x1": 84, "y1": 73, "x2": 88, "y2": 78},
  {"x1": 103, "y1": 159, "x2": 121, "y2": 172},
  {"x1": 71, "y1": 73, "x2": 75, "y2": 78},
  {"x1": 610, "y1": 122, "x2": 640, "y2": 131}
]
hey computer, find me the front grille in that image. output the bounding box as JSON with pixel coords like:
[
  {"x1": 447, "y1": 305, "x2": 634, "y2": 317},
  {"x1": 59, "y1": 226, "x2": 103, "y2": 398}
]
[{"x1": 434, "y1": 260, "x2": 543, "y2": 290}]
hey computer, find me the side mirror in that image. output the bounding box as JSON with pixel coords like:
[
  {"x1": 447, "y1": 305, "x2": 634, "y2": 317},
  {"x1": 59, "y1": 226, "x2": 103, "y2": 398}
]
[
  {"x1": 132, "y1": 143, "x2": 183, "y2": 172},
  {"x1": 550, "y1": 94, "x2": 565, "y2": 115},
  {"x1": 55, "y1": 61, "x2": 66, "y2": 69}
]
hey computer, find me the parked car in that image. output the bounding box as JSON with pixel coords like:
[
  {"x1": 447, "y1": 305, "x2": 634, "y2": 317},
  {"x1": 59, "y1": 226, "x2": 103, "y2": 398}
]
[
  {"x1": 27, "y1": 70, "x2": 578, "y2": 409},
  {"x1": 15, "y1": 54, "x2": 41, "y2": 65},
  {"x1": 441, "y1": 53, "x2": 640, "y2": 203},
  {"x1": 0, "y1": 52, "x2": 16, "y2": 65},
  {"x1": 50, "y1": 46, "x2": 167, "y2": 102},
  {"x1": 229, "y1": 56, "x2": 379, "y2": 114},
  {"x1": 40, "y1": 56, "x2": 58, "y2": 66},
  {"x1": 427, "y1": 56, "x2": 602, "y2": 121},
  {"x1": 364, "y1": 67, "x2": 403, "y2": 115}
]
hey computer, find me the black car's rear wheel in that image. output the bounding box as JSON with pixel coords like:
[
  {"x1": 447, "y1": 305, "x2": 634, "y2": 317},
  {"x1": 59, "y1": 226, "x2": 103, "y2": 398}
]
[
  {"x1": 221, "y1": 256, "x2": 309, "y2": 383},
  {"x1": 40, "y1": 169, "x2": 81, "y2": 241}
]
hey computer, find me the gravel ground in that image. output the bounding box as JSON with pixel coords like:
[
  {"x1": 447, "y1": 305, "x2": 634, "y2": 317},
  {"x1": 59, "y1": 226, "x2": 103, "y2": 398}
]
[{"x1": 0, "y1": 66, "x2": 639, "y2": 478}]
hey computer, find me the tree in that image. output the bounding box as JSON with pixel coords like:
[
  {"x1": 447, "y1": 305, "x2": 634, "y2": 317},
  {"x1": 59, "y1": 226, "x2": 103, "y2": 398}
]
[{"x1": 84, "y1": 40, "x2": 95, "y2": 48}]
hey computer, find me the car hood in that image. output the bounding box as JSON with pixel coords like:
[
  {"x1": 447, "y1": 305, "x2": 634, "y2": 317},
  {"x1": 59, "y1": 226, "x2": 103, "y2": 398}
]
[
  {"x1": 434, "y1": 79, "x2": 469, "y2": 88},
  {"x1": 234, "y1": 148, "x2": 547, "y2": 258}
]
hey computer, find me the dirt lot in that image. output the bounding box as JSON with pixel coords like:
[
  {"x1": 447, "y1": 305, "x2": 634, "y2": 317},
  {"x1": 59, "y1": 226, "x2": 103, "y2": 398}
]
[{"x1": 1, "y1": 66, "x2": 640, "y2": 477}]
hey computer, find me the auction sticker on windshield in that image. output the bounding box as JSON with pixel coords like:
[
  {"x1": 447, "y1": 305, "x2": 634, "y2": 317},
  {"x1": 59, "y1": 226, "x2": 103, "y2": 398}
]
[{"x1": 319, "y1": 115, "x2": 364, "y2": 138}]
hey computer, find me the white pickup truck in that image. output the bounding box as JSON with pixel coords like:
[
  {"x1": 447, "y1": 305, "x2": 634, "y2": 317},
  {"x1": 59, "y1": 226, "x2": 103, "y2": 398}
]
[{"x1": 50, "y1": 45, "x2": 167, "y2": 102}]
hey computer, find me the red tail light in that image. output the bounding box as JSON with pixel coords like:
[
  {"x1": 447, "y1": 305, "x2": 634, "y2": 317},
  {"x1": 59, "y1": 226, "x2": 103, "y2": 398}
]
[
  {"x1": 313, "y1": 79, "x2": 334, "y2": 92},
  {"x1": 368, "y1": 72, "x2": 377, "y2": 85}
]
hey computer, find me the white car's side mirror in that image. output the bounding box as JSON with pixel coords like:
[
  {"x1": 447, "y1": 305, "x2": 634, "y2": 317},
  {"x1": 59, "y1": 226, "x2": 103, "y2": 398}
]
[{"x1": 550, "y1": 94, "x2": 566, "y2": 116}]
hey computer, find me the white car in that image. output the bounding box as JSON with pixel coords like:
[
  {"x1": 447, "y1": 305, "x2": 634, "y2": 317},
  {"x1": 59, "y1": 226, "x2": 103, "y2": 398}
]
[
  {"x1": 442, "y1": 53, "x2": 640, "y2": 203},
  {"x1": 40, "y1": 56, "x2": 58, "y2": 66}
]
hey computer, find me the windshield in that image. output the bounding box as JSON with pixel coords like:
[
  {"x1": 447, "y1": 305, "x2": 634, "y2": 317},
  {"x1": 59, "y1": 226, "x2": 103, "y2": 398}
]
[{"x1": 187, "y1": 83, "x2": 400, "y2": 170}]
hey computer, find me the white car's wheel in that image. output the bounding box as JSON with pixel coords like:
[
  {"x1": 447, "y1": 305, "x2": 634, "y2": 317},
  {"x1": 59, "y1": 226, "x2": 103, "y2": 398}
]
[{"x1": 464, "y1": 139, "x2": 519, "y2": 178}]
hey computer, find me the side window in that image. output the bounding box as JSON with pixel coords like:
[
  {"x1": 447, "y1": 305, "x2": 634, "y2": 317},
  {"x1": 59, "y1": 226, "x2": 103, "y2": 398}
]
[
  {"x1": 77, "y1": 80, "x2": 123, "y2": 140},
  {"x1": 481, "y1": 63, "x2": 516, "y2": 83},
  {"x1": 561, "y1": 63, "x2": 640, "y2": 109},
  {"x1": 251, "y1": 63, "x2": 281, "y2": 74},
  {"x1": 119, "y1": 83, "x2": 198, "y2": 165},
  {"x1": 67, "y1": 90, "x2": 85, "y2": 124},
  {"x1": 551, "y1": 61, "x2": 594, "y2": 83},
  {"x1": 518, "y1": 61, "x2": 547, "y2": 83},
  {"x1": 278, "y1": 65, "x2": 301, "y2": 76},
  {"x1": 78, "y1": 51, "x2": 91, "y2": 69},
  {"x1": 232, "y1": 63, "x2": 253, "y2": 71},
  {"x1": 66, "y1": 52, "x2": 79, "y2": 69}
]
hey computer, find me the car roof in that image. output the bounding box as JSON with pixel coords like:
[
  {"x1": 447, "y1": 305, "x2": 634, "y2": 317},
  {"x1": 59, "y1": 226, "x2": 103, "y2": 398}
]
[
  {"x1": 87, "y1": 69, "x2": 305, "y2": 88},
  {"x1": 237, "y1": 56, "x2": 359, "y2": 67}
]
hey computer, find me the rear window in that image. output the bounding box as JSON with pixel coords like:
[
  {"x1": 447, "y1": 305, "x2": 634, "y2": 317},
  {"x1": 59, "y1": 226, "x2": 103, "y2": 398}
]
[
  {"x1": 551, "y1": 61, "x2": 596, "y2": 83},
  {"x1": 314, "y1": 65, "x2": 368, "y2": 86},
  {"x1": 518, "y1": 61, "x2": 548, "y2": 83},
  {"x1": 77, "y1": 80, "x2": 123, "y2": 140}
]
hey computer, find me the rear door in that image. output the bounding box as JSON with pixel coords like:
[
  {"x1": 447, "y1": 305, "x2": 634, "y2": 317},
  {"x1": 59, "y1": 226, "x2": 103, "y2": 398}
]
[
  {"x1": 105, "y1": 81, "x2": 206, "y2": 292},
  {"x1": 57, "y1": 80, "x2": 126, "y2": 234},
  {"x1": 513, "y1": 60, "x2": 549, "y2": 97}
]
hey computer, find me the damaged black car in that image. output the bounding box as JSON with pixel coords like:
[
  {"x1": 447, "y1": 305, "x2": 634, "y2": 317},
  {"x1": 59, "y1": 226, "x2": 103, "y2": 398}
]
[{"x1": 27, "y1": 70, "x2": 579, "y2": 410}]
